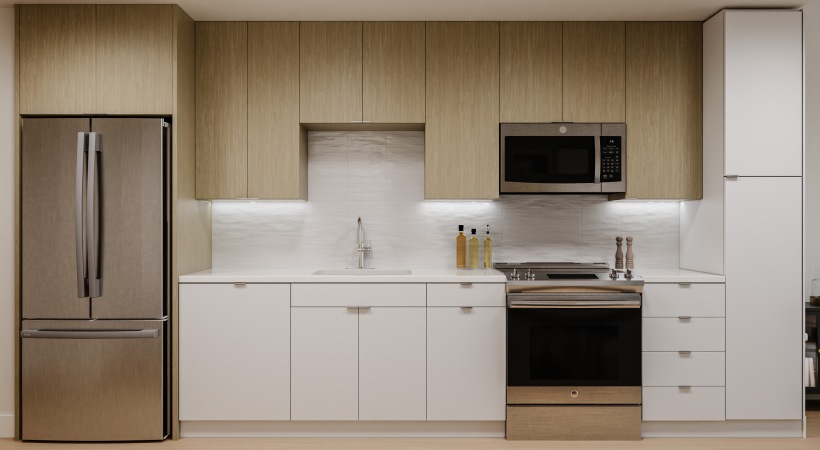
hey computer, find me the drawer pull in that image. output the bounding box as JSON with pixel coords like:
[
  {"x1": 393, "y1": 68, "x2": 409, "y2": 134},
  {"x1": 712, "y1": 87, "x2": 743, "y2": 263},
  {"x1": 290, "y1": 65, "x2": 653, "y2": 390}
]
[
  {"x1": 460, "y1": 306, "x2": 474, "y2": 311},
  {"x1": 347, "y1": 306, "x2": 372, "y2": 311},
  {"x1": 678, "y1": 386, "x2": 692, "y2": 391},
  {"x1": 678, "y1": 316, "x2": 692, "y2": 321},
  {"x1": 459, "y1": 282, "x2": 473, "y2": 287},
  {"x1": 233, "y1": 283, "x2": 247, "y2": 287},
  {"x1": 678, "y1": 283, "x2": 692, "y2": 287},
  {"x1": 678, "y1": 351, "x2": 692, "y2": 356},
  {"x1": 570, "y1": 390, "x2": 579, "y2": 398}
]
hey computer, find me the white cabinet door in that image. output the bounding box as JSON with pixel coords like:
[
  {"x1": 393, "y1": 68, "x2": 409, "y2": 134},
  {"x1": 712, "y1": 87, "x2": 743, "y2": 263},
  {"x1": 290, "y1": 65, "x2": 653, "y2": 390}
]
[
  {"x1": 179, "y1": 283, "x2": 290, "y2": 420},
  {"x1": 359, "y1": 307, "x2": 426, "y2": 420},
  {"x1": 291, "y1": 307, "x2": 359, "y2": 420},
  {"x1": 427, "y1": 307, "x2": 506, "y2": 420},
  {"x1": 725, "y1": 177, "x2": 802, "y2": 420},
  {"x1": 724, "y1": 11, "x2": 802, "y2": 176}
]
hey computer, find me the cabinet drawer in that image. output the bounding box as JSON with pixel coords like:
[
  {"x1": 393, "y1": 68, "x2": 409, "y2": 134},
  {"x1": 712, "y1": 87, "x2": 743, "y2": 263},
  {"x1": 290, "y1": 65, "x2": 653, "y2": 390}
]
[
  {"x1": 642, "y1": 318, "x2": 725, "y2": 351},
  {"x1": 642, "y1": 352, "x2": 725, "y2": 387},
  {"x1": 291, "y1": 283, "x2": 425, "y2": 307},
  {"x1": 643, "y1": 283, "x2": 725, "y2": 317},
  {"x1": 642, "y1": 387, "x2": 725, "y2": 421},
  {"x1": 427, "y1": 283, "x2": 506, "y2": 307}
]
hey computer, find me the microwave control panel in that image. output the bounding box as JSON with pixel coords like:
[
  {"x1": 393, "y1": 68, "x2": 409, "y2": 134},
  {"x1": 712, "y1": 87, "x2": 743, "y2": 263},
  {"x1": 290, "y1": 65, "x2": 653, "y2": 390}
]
[{"x1": 600, "y1": 136, "x2": 622, "y2": 182}]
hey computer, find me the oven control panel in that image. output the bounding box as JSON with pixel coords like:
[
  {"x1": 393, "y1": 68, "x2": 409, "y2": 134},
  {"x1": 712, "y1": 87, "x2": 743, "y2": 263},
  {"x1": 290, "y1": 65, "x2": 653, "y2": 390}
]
[{"x1": 600, "y1": 136, "x2": 622, "y2": 182}]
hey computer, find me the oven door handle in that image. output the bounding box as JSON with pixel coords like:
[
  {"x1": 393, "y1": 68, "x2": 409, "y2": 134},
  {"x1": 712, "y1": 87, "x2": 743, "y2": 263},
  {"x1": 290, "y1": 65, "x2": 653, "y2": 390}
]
[{"x1": 507, "y1": 292, "x2": 641, "y2": 309}]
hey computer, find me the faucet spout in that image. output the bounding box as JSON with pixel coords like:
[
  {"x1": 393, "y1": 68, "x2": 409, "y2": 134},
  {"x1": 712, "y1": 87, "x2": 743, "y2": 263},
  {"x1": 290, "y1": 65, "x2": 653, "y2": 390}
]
[{"x1": 356, "y1": 217, "x2": 371, "y2": 269}]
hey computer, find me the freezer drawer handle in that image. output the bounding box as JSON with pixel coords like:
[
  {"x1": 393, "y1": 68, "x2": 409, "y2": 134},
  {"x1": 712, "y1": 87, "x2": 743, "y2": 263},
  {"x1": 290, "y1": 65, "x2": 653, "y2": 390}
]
[
  {"x1": 21, "y1": 329, "x2": 159, "y2": 339},
  {"x1": 87, "y1": 132, "x2": 102, "y2": 298},
  {"x1": 75, "y1": 132, "x2": 89, "y2": 298}
]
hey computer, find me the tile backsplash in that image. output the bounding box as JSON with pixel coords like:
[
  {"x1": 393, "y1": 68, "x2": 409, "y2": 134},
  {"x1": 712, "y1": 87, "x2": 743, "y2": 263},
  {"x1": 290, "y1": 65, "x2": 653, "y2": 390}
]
[{"x1": 212, "y1": 131, "x2": 680, "y2": 270}]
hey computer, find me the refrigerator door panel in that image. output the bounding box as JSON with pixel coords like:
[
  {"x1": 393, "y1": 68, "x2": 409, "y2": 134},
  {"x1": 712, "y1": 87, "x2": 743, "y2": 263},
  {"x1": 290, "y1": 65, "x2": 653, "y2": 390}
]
[
  {"x1": 21, "y1": 319, "x2": 166, "y2": 441},
  {"x1": 22, "y1": 118, "x2": 91, "y2": 319},
  {"x1": 90, "y1": 118, "x2": 166, "y2": 319}
]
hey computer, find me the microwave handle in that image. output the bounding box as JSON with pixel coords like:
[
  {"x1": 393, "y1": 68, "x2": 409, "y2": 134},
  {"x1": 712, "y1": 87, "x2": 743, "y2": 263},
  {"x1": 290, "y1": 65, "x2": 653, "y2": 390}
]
[{"x1": 594, "y1": 134, "x2": 601, "y2": 184}]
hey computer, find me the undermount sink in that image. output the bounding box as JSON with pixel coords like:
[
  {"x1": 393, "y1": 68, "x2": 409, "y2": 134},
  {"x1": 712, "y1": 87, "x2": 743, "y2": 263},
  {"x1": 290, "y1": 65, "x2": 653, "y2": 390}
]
[{"x1": 312, "y1": 269, "x2": 412, "y2": 276}]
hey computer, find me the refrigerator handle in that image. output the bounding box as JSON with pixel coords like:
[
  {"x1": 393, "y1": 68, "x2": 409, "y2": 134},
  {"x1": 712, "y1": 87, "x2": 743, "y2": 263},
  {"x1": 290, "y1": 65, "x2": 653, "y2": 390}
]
[
  {"x1": 87, "y1": 132, "x2": 102, "y2": 298},
  {"x1": 75, "y1": 133, "x2": 89, "y2": 298},
  {"x1": 21, "y1": 329, "x2": 159, "y2": 339}
]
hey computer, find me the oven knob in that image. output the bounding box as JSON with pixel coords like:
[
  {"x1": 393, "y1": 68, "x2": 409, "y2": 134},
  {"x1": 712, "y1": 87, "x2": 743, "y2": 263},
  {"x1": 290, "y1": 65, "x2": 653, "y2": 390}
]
[
  {"x1": 525, "y1": 269, "x2": 536, "y2": 280},
  {"x1": 624, "y1": 268, "x2": 634, "y2": 280},
  {"x1": 570, "y1": 390, "x2": 579, "y2": 398},
  {"x1": 609, "y1": 269, "x2": 618, "y2": 280},
  {"x1": 511, "y1": 268, "x2": 521, "y2": 280}
]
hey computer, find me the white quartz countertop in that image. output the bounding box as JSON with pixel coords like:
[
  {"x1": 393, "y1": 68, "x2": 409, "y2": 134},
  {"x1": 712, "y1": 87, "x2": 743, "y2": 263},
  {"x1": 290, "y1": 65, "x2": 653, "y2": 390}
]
[
  {"x1": 179, "y1": 268, "x2": 508, "y2": 283},
  {"x1": 637, "y1": 268, "x2": 725, "y2": 283}
]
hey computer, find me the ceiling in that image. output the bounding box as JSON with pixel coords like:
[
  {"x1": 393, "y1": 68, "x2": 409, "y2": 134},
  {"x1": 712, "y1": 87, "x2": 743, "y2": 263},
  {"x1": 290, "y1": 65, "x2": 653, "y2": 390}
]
[{"x1": 1, "y1": 0, "x2": 808, "y2": 21}]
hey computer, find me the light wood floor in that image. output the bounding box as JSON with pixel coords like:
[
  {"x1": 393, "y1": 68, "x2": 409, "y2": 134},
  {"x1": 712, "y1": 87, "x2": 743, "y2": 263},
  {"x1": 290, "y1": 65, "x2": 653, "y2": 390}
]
[{"x1": 2, "y1": 411, "x2": 819, "y2": 450}]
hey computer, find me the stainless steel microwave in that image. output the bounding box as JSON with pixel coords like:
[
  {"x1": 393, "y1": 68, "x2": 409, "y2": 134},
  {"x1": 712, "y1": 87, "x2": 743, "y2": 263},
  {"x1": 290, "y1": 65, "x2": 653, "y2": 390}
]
[{"x1": 500, "y1": 123, "x2": 626, "y2": 194}]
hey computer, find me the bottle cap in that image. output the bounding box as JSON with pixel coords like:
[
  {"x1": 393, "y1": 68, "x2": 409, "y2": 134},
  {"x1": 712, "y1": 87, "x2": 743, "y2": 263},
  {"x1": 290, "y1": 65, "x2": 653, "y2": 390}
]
[
  {"x1": 471, "y1": 228, "x2": 477, "y2": 234},
  {"x1": 458, "y1": 225, "x2": 464, "y2": 231}
]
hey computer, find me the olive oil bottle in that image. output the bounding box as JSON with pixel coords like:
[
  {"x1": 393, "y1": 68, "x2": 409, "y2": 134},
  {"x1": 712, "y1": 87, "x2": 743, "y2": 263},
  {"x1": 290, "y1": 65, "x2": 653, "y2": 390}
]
[
  {"x1": 483, "y1": 225, "x2": 492, "y2": 268},
  {"x1": 456, "y1": 225, "x2": 466, "y2": 268},
  {"x1": 469, "y1": 228, "x2": 479, "y2": 269}
]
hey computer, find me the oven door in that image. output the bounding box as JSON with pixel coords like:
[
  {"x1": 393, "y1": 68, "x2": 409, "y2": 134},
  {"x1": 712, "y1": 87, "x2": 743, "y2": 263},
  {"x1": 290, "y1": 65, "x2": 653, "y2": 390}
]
[
  {"x1": 500, "y1": 123, "x2": 601, "y2": 193},
  {"x1": 507, "y1": 306, "x2": 641, "y2": 387}
]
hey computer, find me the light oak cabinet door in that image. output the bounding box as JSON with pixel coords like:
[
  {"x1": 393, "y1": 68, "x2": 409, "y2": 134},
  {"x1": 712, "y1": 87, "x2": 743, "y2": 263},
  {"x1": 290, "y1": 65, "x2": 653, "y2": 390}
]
[
  {"x1": 248, "y1": 22, "x2": 306, "y2": 199},
  {"x1": 362, "y1": 22, "x2": 425, "y2": 123},
  {"x1": 195, "y1": 22, "x2": 248, "y2": 199},
  {"x1": 18, "y1": 5, "x2": 96, "y2": 115},
  {"x1": 358, "y1": 307, "x2": 426, "y2": 420},
  {"x1": 300, "y1": 22, "x2": 363, "y2": 123},
  {"x1": 96, "y1": 5, "x2": 173, "y2": 114},
  {"x1": 499, "y1": 22, "x2": 562, "y2": 123},
  {"x1": 563, "y1": 22, "x2": 625, "y2": 122},
  {"x1": 291, "y1": 307, "x2": 359, "y2": 420},
  {"x1": 425, "y1": 22, "x2": 500, "y2": 200},
  {"x1": 427, "y1": 307, "x2": 506, "y2": 420},
  {"x1": 625, "y1": 22, "x2": 702, "y2": 200},
  {"x1": 179, "y1": 284, "x2": 291, "y2": 421}
]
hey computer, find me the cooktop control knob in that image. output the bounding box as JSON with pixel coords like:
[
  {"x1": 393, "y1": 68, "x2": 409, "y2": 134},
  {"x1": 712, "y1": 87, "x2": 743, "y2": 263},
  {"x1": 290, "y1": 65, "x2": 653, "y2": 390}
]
[
  {"x1": 525, "y1": 269, "x2": 536, "y2": 280},
  {"x1": 624, "y1": 268, "x2": 634, "y2": 280},
  {"x1": 511, "y1": 268, "x2": 521, "y2": 280},
  {"x1": 609, "y1": 269, "x2": 619, "y2": 280}
]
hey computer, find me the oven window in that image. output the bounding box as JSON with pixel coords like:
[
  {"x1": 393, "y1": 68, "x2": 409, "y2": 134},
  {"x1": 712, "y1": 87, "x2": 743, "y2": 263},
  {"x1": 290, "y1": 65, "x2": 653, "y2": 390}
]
[
  {"x1": 529, "y1": 325, "x2": 620, "y2": 381},
  {"x1": 504, "y1": 136, "x2": 595, "y2": 184}
]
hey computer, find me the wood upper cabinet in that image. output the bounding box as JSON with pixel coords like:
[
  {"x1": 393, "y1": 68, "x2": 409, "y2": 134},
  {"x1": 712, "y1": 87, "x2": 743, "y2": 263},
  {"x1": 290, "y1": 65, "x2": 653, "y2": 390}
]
[
  {"x1": 18, "y1": 4, "x2": 175, "y2": 115},
  {"x1": 96, "y1": 5, "x2": 174, "y2": 114},
  {"x1": 248, "y1": 22, "x2": 305, "y2": 199},
  {"x1": 18, "y1": 5, "x2": 96, "y2": 114},
  {"x1": 195, "y1": 22, "x2": 248, "y2": 199},
  {"x1": 362, "y1": 22, "x2": 425, "y2": 123},
  {"x1": 300, "y1": 22, "x2": 363, "y2": 123},
  {"x1": 500, "y1": 22, "x2": 562, "y2": 123},
  {"x1": 425, "y1": 22, "x2": 500, "y2": 200},
  {"x1": 563, "y1": 22, "x2": 625, "y2": 122},
  {"x1": 625, "y1": 22, "x2": 702, "y2": 199}
]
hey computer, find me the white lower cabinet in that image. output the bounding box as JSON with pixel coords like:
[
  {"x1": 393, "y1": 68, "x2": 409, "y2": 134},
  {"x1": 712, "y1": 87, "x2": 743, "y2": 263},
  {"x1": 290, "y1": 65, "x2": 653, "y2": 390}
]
[
  {"x1": 179, "y1": 283, "x2": 291, "y2": 420},
  {"x1": 291, "y1": 307, "x2": 359, "y2": 420},
  {"x1": 359, "y1": 307, "x2": 426, "y2": 420},
  {"x1": 642, "y1": 387, "x2": 726, "y2": 421},
  {"x1": 642, "y1": 352, "x2": 725, "y2": 387},
  {"x1": 427, "y1": 306, "x2": 506, "y2": 420}
]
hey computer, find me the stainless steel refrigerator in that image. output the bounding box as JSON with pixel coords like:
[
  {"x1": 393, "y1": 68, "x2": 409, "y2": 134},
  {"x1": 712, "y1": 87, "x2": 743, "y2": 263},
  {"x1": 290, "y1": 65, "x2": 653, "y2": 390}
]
[{"x1": 20, "y1": 118, "x2": 169, "y2": 441}]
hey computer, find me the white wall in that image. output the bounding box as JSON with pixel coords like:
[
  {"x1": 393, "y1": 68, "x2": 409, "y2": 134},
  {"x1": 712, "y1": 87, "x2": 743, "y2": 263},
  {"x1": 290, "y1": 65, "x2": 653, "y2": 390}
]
[
  {"x1": 0, "y1": 6, "x2": 14, "y2": 438},
  {"x1": 804, "y1": 1, "x2": 820, "y2": 300},
  {"x1": 213, "y1": 131, "x2": 681, "y2": 270}
]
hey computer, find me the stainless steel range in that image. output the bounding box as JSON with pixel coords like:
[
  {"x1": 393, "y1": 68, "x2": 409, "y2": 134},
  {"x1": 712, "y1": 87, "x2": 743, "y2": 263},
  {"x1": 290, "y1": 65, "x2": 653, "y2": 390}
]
[{"x1": 495, "y1": 262, "x2": 644, "y2": 441}]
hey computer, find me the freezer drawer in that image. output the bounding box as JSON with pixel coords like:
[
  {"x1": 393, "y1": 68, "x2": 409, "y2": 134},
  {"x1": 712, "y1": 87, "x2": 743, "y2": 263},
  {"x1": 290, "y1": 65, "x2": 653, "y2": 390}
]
[{"x1": 21, "y1": 320, "x2": 166, "y2": 441}]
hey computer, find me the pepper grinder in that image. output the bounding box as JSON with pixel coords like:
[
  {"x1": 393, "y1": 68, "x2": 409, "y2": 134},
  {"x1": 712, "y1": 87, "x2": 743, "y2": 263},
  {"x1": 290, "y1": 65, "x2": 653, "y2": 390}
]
[
  {"x1": 614, "y1": 236, "x2": 624, "y2": 270},
  {"x1": 625, "y1": 235, "x2": 634, "y2": 270}
]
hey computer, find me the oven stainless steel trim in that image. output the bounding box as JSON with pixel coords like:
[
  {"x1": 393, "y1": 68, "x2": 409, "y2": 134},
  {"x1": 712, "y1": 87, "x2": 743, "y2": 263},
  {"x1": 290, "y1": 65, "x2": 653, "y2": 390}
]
[{"x1": 500, "y1": 123, "x2": 626, "y2": 194}]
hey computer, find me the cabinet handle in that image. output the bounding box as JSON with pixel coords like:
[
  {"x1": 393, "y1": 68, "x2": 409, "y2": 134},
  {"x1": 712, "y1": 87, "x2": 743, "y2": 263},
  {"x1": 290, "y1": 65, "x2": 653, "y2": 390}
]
[
  {"x1": 678, "y1": 316, "x2": 692, "y2": 321},
  {"x1": 460, "y1": 306, "x2": 474, "y2": 311},
  {"x1": 678, "y1": 283, "x2": 691, "y2": 287},
  {"x1": 233, "y1": 283, "x2": 246, "y2": 287},
  {"x1": 678, "y1": 351, "x2": 692, "y2": 356},
  {"x1": 459, "y1": 283, "x2": 473, "y2": 287},
  {"x1": 347, "y1": 306, "x2": 371, "y2": 310},
  {"x1": 678, "y1": 386, "x2": 692, "y2": 391},
  {"x1": 724, "y1": 175, "x2": 739, "y2": 180}
]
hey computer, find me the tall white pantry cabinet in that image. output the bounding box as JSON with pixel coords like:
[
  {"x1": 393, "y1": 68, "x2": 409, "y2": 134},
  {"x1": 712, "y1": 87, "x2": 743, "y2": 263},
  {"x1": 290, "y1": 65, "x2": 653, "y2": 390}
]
[{"x1": 682, "y1": 8, "x2": 803, "y2": 424}]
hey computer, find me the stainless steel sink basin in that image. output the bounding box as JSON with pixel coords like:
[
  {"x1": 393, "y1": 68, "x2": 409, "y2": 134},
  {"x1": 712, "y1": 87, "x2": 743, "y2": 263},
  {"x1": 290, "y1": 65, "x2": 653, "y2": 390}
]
[{"x1": 312, "y1": 269, "x2": 412, "y2": 276}]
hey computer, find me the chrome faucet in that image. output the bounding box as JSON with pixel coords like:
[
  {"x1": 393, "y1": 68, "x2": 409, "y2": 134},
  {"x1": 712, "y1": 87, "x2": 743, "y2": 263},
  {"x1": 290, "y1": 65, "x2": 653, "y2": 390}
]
[{"x1": 356, "y1": 217, "x2": 371, "y2": 269}]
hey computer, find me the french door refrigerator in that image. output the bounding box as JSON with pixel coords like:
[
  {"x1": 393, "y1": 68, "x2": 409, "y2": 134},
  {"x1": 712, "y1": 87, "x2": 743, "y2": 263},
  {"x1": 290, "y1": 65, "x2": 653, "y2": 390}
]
[{"x1": 20, "y1": 118, "x2": 169, "y2": 441}]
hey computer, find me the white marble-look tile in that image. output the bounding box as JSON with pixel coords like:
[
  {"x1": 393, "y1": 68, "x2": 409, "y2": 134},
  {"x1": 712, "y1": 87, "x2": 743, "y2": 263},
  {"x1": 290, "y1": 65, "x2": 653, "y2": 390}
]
[{"x1": 212, "y1": 132, "x2": 681, "y2": 270}]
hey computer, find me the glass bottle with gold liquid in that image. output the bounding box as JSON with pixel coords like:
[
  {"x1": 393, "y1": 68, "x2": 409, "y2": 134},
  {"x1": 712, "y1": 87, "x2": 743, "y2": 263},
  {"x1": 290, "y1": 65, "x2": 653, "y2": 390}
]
[
  {"x1": 469, "y1": 228, "x2": 479, "y2": 269},
  {"x1": 456, "y1": 225, "x2": 466, "y2": 268},
  {"x1": 483, "y1": 225, "x2": 492, "y2": 268}
]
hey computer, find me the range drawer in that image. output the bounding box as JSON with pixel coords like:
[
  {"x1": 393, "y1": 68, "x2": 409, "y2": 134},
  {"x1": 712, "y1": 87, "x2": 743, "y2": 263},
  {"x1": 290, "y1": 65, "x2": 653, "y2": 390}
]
[
  {"x1": 291, "y1": 283, "x2": 426, "y2": 307},
  {"x1": 642, "y1": 283, "x2": 725, "y2": 318},
  {"x1": 427, "y1": 283, "x2": 506, "y2": 307},
  {"x1": 642, "y1": 387, "x2": 726, "y2": 421},
  {"x1": 642, "y1": 318, "x2": 725, "y2": 351},
  {"x1": 642, "y1": 352, "x2": 725, "y2": 387}
]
